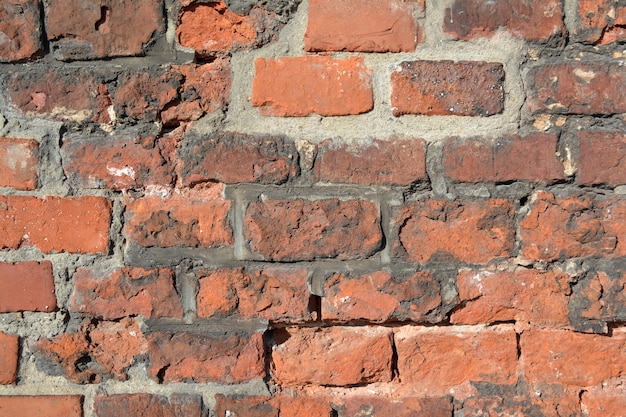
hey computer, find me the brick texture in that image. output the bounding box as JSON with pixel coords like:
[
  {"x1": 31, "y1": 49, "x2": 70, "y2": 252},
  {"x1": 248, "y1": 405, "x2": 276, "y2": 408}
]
[
  {"x1": 94, "y1": 394, "x2": 203, "y2": 417},
  {"x1": 577, "y1": 130, "x2": 626, "y2": 186},
  {"x1": 0, "y1": 332, "x2": 18, "y2": 384},
  {"x1": 0, "y1": 138, "x2": 38, "y2": 190},
  {"x1": 0, "y1": 396, "x2": 82, "y2": 417},
  {"x1": 0, "y1": 261, "x2": 56, "y2": 313},
  {"x1": 0, "y1": 0, "x2": 43, "y2": 62}
]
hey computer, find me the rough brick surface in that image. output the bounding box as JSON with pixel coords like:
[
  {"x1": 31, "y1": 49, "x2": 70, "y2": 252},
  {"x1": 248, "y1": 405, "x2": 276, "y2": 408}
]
[
  {"x1": 321, "y1": 271, "x2": 443, "y2": 323},
  {"x1": 522, "y1": 328, "x2": 626, "y2": 386},
  {"x1": 94, "y1": 394, "x2": 203, "y2": 417},
  {"x1": 395, "y1": 199, "x2": 515, "y2": 264},
  {"x1": 0, "y1": 261, "x2": 56, "y2": 313},
  {"x1": 214, "y1": 394, "x2": 334, "y2": 417},
  {"x1": 272, "y1": 326, "x2": 394, "y2": 386},
  {"x1": 179, "y1": 132, "x2": 299, "y2": 186},
  {"x1": 395, "y1": 325, "x2": 518, "y2": 387},
  {"x1": 0, "y1": 138, "x2": 38, "y2": 190},
  {"x1": 443, "y1": 134, "x2": 564, "y2": 183},
  {"x1": 443, "y1": 0, "x2": 564, "y2": 42},
  {"x1": 147, "y1": 332, "x2": 265, "y2": 383},
  {"x1": 36, "y1": 318, "x2": 147, "y2": 383},
  {"x1": 252, "y1": 56, "x2": 374, "y2": 116},
  {"x1": 71, "y1": 266, "x2": 182, "y2": 319},
  {"x1": 0, "y1": 0, "x2": 43, "y2": 62},
  {"x1": 0, "y1": 396, "x2": 83, "y2": 417},
  {"x1": 450, "y1": 269, "x2": 570, "y2": 326},
  {"x1": 113, "y1": 70, "x2": 180, "y2": 122},
  {"x1": 574, "y1": 0, "x2": 626, "y2": 43},
  {"x1": 582, "y1": 388, "x2": 626, "y2": 417},
  {"x1": 314, "y1": 138, "x2": 427, "y2": 186},
  {"x1": 197, "y1": 267, "x2": 314, "y2": 322},
  {"x1": 391, "y1": 61, "x2": 505, "y2": 116},
  {"x1": 520, "y1": 191, "x2": 626, "y2": 261},
  {"x1": 527, "y1": 62, "x2": 626, "y2": 115},
  {"x1": 577, "y1": 131, "x2": 626, "y2": 186},
  {"x1": 124, "y1": 184, "x2": 232, "y2": 249},
  {"x1": 45, "y1": 0, "x2": 164, "y2": 60},
  {"x1": 0, "y1": 195, "x2": 111, "y2": 254},
  {"x1": 305, "y1": 0, "x2": 421, "y2": 52},
  {"x1": 0, "y1": 332, "x2": 18, "y2": 384},
  {"x1": 245, "y1": 199, "x2": 382, "y2": 261},
  {"x1": 334, "y1": 396, "x2": 454, "y2": 417},
  {"x1": 570, "y1": 268, "x2": 626, "y2": 331}
]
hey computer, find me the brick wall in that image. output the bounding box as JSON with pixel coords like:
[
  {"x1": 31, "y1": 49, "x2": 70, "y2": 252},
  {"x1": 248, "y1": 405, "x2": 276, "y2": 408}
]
[{"x1": 1, "y1": 0, "x2": 626, "y2": 416}]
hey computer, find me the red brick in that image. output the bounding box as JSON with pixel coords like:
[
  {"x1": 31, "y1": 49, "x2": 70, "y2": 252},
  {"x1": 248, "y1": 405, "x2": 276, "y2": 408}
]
[
  {"x1": 443, "y1": 134, "x2": 564, "y2": 183},
  {"x1": 0, "y1": 332, "x2": 18, "y2": 384},
  {"x1": 179, "y1": 132, "x2": 299, "y2": 186},
  {"x1": 520, "y1": 191, "x2": 626, "y2": 261},
  {"x1": 71, "y1": 266, "x2": 182, "y2": 320},
  {"x1": 0, "y1": 195, "x2": 111, "y2": 254},
  {"x1": 123, "y1": 184, "x2": 232, "y2": 249},
  {"x1": 197, "y1": 267, "x2": 314, "y2": 323},
  {"x1": 578, "y1": 131, "x2": 626, "y2": 186},
  {"x1": 0, "y1": 138, "x2": 38, "y2": 190},
  {"x1": 245, "y1": 199, "x2": 382, "y2": 261},
  {"x1": 569, "y1": 269, "x2": 626, "y2": 330},
  {"x1": 574, "y1": 0, "x2": 626, "y2": 43},
  {"x1": 461, "y1": 389, "x2": 582, "y2": 417},
  {"x1": 582, "y1": 388, "x2": 626, "y2": 416},
  {"x1": 527, "y1": 62, "x2": 626, "y2": 115},
  {"x1": 0, "y1": 261, "x2": 56, "y2": 313},
  {"x1": 177, "y1": 1, "x2": 255, "y2": 57},
  {"x1": 215, "y1": 394, "x2": 336, "y2": 417},
  {"x1": 36, "y1": 318, "x2": 148, "y2": 383},
  {"x1": 395, "y1": 199, "x2": 514, "y2": 264},
  {"x1": 113, "y1": 69, "x2": 180, "y2": 122},
  {"x1": 395, "y1": 325, "x2": 517, "y2": 387},
  {"x1": 0, "y1": 0, "x2": 43, "y2": 62},
  {"x1": 450, "y1": 268, "x2": 570, "y2": 326},
  {"x1": 321, "y1": 271, "x2": 442, "y2": 323},
  {"x1": 521, "y1": 328, "x2": 626, "y2": 386},
  {"x1": 45, "y1": 0, "x2": 164, "y2": 60},
  {"x1": 314, "y1": 138, "x2": 427, "y2": 186},
  {"x1": 147, "y1": 331, "x2": 265, "y2": 383},
  {"x1": 61, "y1": 134, "x2": 174, "y2": 190},
  {"x1": 272, "y1": 326, "x2": 393, "y2": 386},
  {"x1": 252, "y1": 56, "x2": 373, "y2": 117},
  {"x1": 391, "y1": 61, "x2": 504, "y2": 117},
  {"x1": 443, "y1": 0, "x2": 564, "y2": 42},
  {"x1": 0, "y1": 396, "x2": 82, "y2": 417},
  {"x1": 8, "y1": 68, "x2": 102, "y2": 122},
  {"x1": 305, "y1": 0, "x2": 421, "y2": 52},
  {"x1": 94, "y1": 394, "x2": 202, "y2": 417},
  {"x1": 333, "y1": 396, "x2": 453, "y2": 417}
]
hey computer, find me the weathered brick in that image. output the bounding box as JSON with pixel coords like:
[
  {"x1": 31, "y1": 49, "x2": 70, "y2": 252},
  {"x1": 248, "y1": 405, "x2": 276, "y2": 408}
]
[
  {"x1": 252, "y1": 56, "x2": 374, "y2": 117},
  {"x1": 123, "y1": 184, "x2": 233, "y2": 249},
  {"x1": 450, "y1": 269, "x2": 570, "y2": 326},
  {"x1": 521, "y1": 328, "x2": 626, "y2": 386},
  {"x1": 179, "y1": 132, "x2": 299, "y2": 186},
  {"x1": 214, "y1": 394, "x2": 333, "y2": 417},
  {"x1": 45, "y1": 0, "x2": 164, "y2": 60},
  {"x1": 395, "y1": 199, "x2": 515, "y2": 264},
  {"x1": 314, "y1": 138, "x2": 427, "y2": 186},
  {"x1": 36, "y1": 318, "x2": 147, "y2": 383},
  {"x1": 574, "y1": 0, "x2": 626, "y2": 43},
  {"x1": 520, "y1": 191, "x2": 626, "y2": 261},
  {"x1": 147, "y1": 332, "x2": 265, "y2": 383},
  {"x1": 0, "y1": 138, "x2": 38, "y2": 190},
  {"x1": 0, "y1": 0, "x2": 43, "y2": 62},
  {"x1": 61, "y1": 133, "x2": 174, "y2": 190},
  {"x1": 94, "y1": 394, "x2": 203, "y2": 417},
  {"x1": 0, "y1": 261, "x2": 56, "y2": 313},
  {"x1": 577, "y1": 130, "x2": 626, "y2": 186},
  {"x1": 0, "y1": 332, "x2": 18, "y2": 384},
  {"x1": 395, "y1": 325, "x2": 517, "y2": 387},
  {"x1": 272, "y1": 326, "x2": 393, "y2": 386},
  {"x1": 0, "y1": 196, "x2": 111, "y2": 254},
  {"x1": 443, "y1": 134, "x2": 564, "y2": 183},
  {"x1": 197, "y1": 267, "x2": 314, "y2": 322},
  {"x1": 0, "y1": 396, "x2": 82, "y2": 417},
  {"x1": 527, "y1": 62, "x2": 626, "y2": 115},
  {"x1": 321, "y1": 271, "x2": 442, "y2": 323},
  {"x1": 333, "y1": 396, "x2": 454, "y2": 417},
  {"x1": 113, "y1": 69, "x2": 180, "y2": 122},
  {"x1": 444, "y1": 0, "x2": 564, "y2": 42},
  {"x1": 177, "y1": 1, "x2": 255, "y2": 56},
  {"x1": 461, "y1": 388, "x2": 582, "y2": 417},
  {"x1": 391, "y1": 61, "x2": 504, "y2": 117},
  {"x1": 582, "y1": 388, "x2": 626, "y2": 417},
  {"x1": 305, "y1": 0, "x2": 421, "y2": 52},
  {"x1": 245, "y1": 199, "x2": 382, "y2": 261},
  {"x1": 71, "y1": 266, "x2": 182, "y2": 319}
]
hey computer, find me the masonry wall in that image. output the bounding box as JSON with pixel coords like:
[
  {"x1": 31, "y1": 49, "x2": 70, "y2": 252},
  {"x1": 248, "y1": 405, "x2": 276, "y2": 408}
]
[{"x1": 1, "y1": 0, "x2": 626, "y2": 416}]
